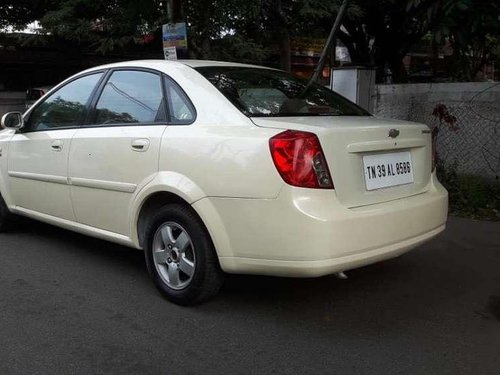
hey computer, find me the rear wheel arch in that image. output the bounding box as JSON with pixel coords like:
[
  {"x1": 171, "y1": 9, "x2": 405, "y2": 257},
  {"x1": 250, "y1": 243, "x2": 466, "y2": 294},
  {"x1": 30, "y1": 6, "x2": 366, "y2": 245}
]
[
  {"x1": 132, "y1": 181, "x2": 234, "y2": 261},
  {"x1": 136, "y1": 191, "x2": 191, "y2": 249}
]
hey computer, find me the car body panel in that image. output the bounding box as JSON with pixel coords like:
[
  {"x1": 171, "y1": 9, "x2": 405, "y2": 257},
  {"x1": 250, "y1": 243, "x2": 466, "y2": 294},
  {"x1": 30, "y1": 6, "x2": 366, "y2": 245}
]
[
  {"x1": 8, "y1": 129, "x2": 77, "y2": 220},
  {"x1": 0, "y1": 129, "x2": 15, "y2": 206},
  {"x1": 11, "y1": 205, "x2": 135, "y2": 248},
  {"x1": 128, "y1": 170, "x2": 210, "y2": 247},
  {"x1": 211, "y1": 172, "x2": 447, "y2": 275},
  {"x1": 68, "y1": 125, "x2": 167, "y2": 235},
  {"x1": 159, "y1": 124, "x2": 283, "y2": 199},
  {"x1": 218, "y1": 225, "x2": 445, "y2": 277},
  {"x1": 252, "y1": 116, "x2": 432, "y2": 208}
]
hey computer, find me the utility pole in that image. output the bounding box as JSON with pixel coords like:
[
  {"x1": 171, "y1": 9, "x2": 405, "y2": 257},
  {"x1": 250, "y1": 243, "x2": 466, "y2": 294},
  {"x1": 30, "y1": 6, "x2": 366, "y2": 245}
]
[
  {"x1": 307, "y1": 0, "x2": 349, "y2": 86},
  {"x1": 166, "y1": 0, "x2": 183, "y2": 24},
  {"x1": 164, "y1": 0, "x2": 187, "y2": 59}
]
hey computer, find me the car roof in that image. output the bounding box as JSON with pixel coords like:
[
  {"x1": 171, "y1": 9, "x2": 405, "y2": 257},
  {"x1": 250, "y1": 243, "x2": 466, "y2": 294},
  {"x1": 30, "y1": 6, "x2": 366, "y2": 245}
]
[
  {"x1": 84, "y1": 59, "x2": 274, "y2": 72},
  {"x1": 178, "y1": 60, "x2": 269, "y2": 69}
]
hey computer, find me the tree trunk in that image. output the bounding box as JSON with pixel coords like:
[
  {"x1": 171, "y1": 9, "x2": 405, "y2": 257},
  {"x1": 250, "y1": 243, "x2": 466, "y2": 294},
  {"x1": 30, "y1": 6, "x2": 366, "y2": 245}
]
[
  {"x1": 268, "y1": 0, "x2": 291, "y2": 71},
  {"x1": 279, "y1": 28, "x2": 291, "y2": 71}
]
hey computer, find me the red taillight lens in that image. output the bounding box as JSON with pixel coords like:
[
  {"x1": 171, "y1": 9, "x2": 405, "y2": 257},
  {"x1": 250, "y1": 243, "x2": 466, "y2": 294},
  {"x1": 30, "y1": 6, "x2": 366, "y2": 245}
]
[
  {"x1": 269, "y1": 130, "x2": 334, "y2": 189},
  {"x1": 431, "y1": 127, "x2": 438, "y2": 171}
]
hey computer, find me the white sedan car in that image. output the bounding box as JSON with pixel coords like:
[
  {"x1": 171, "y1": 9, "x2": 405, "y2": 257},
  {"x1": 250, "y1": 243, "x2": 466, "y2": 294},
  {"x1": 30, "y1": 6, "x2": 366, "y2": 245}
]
[{"x1": 0, "y1": 60, "x2": 448, "y2": 305}]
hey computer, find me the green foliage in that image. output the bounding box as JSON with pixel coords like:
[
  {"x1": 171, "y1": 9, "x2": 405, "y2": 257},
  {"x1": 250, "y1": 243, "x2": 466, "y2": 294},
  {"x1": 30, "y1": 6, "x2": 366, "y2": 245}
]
[
  {"x1": 184, "y1": 0, "x2": 262, "y2": 59},
  {"x1": 0, "y1": 0, "x2": 50, "y2": 30},
  {"x1": 1, "y1": 0, "x2": 498, "y2": 80},
  {"x1": 429, "y1": 0, "x2": 500, "y2": 80},
  {"x1": 211, "y1": 34, "x2": 270, "y2": 64},
  {"x1": 337, "y1": 0, "x2": 500, "y2": 82},
  {"x1": 437, "y1": 162, "x2": 500, "y2": 221},
  {"x1": 29, "y1": 0, "x2": 167, "y2": 53},
  {"x1": 186, "y1": 0, "x2": 344, "y2": 68},
  {"x1": 338, "y1": 0, "x2": 451, "y2": 81}
]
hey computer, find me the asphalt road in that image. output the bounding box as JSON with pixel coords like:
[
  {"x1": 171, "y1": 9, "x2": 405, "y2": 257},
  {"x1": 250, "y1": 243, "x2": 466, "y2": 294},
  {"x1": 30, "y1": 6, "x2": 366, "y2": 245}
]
[{"x1": 0, "y1": 216, "x2": 499, "y2": 375}]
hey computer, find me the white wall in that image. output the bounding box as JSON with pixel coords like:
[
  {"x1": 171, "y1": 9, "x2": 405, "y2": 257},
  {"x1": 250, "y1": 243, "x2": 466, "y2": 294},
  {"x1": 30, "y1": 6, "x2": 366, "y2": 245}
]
[{"x1": 373, "y1": 82, "x2": 500, "y2": 178}]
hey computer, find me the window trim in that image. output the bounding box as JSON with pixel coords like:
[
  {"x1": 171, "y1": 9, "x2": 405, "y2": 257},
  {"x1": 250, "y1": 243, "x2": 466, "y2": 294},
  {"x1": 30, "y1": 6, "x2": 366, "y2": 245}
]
[
  {"x1": 19, "y1": 70, "x2": 108, "y2": 134},
  {"x1": 19, "y1": 66, "x2": 199, "y2": 132},
  {"x1": 85, "y1": 67, "x2": 170, "y2": 128},
  {"x1": 162, "y1": 74, "x2": 197, "y2": 125}
]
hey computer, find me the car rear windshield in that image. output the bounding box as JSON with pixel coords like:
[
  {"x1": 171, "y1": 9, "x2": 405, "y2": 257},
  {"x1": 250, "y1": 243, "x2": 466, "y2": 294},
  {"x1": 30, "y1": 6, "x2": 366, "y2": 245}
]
[{"x1": 196, "y1": 66, "x2": 370, "y2": 117}]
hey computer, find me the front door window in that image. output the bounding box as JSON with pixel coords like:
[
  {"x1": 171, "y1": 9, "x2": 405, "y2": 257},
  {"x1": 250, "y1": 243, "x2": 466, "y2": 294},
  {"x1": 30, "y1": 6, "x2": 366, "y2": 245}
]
[{"x1": 25, "y1": 73, "x2": 103, "y2": 131}]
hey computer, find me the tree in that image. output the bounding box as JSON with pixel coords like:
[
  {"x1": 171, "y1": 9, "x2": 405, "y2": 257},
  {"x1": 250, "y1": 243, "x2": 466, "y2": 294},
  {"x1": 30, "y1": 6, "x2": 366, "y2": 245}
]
[
  {"x1": 2, "y1": 0, "x2": 498, "y2": 82},
  {"x1": 185, "y1": 0, "x2": 346, "y2": 71},
  {"x1": 336, "y1": 0, "x2": 452, "y2": 82},
  {"x1": 0, "y1": 0, "x2": 53, "y2": 30},
  {"x1": 36, "y1": 0, "x2": 167, "y2": 53},
  {"x1": 184, "y1": 0, "x2": 261, "y2": 60},
  {"x1": 336, "y1": 0, "x2": 500, "y2": 82},
  {"x1": 430, "y1": 0, "x2": 500, "y2": 80}
]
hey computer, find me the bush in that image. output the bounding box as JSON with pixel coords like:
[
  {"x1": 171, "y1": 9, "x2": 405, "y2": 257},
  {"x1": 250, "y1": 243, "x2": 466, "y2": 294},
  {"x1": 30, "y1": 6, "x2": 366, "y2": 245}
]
[{"x1": 437, "y1": 162, "x2": 500, "y2": 221}]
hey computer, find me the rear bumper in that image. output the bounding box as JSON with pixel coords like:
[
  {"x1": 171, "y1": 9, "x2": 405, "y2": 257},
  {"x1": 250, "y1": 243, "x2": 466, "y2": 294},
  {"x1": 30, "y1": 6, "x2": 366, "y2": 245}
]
[
  {"x1": 219, "y1": 224, "x2": 444, "y2": 277},
  {"x1": 195, "y1": 173, "x2": 448, "y2": 277}
]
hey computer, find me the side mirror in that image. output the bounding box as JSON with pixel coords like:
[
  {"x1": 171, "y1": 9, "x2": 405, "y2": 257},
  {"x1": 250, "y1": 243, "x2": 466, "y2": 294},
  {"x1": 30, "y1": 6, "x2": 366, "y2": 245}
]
[{"x1": 1, "y1": 112, "x2": 24, "y2": 129}]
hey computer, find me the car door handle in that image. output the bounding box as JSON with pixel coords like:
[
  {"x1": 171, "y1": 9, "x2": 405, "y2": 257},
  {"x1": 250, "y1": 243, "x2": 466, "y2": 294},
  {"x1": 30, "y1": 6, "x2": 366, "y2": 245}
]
[
  {"x1": 51, "y1": 140, "x2": 63, "y2": 152},
  {"x1": 131, "y1": 139, "x2": 150, "y2": 152}
]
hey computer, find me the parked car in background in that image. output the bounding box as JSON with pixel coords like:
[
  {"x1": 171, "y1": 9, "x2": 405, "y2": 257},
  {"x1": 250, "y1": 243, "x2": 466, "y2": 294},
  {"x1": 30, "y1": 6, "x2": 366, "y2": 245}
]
[
  {"x1": 25, "y1": 86, "x2": 53, "y2": 109},
  {"x1": 0, "y1": 60, "x2": 448, "y2": 305}
]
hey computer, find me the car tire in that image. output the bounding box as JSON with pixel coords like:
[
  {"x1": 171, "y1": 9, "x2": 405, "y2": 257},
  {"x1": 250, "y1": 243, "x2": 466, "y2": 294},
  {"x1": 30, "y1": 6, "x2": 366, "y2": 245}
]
[
  {"x1": 144, "y1": 203, "x2": 224, "y2": 305},
  {"x1": 0, "y1": 194, "x2": 15, "y2": 232}
]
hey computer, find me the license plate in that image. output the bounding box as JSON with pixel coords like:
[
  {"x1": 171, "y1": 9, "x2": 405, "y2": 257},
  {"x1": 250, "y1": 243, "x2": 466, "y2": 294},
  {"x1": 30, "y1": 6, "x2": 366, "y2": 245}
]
[{"x1": 363, "y1": 151, "x2": 414, "y2": 190}]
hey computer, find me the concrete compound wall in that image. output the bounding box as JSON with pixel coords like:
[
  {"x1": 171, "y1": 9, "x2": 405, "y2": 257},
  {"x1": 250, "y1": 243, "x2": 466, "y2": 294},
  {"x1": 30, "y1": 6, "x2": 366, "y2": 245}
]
[
  {"x1": 0, "y1": 92, "x2": 26, "y2": 118},
  {"x1": 373, "y1": 82, "x2": 500, "y2": 178}
]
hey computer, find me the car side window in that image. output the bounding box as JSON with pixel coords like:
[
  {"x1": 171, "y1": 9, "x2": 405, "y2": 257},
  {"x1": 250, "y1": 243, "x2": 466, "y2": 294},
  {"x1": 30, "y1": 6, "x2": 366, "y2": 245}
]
[
  {"x1": 164, "y1": 76, "x2": 195, "y2": 124},
  {"x1": 25, "y1": 73, "x2": 103, "y2": 132},
  {"x1": 94, "y1": 70, "x2": 165, "y2": 125}
]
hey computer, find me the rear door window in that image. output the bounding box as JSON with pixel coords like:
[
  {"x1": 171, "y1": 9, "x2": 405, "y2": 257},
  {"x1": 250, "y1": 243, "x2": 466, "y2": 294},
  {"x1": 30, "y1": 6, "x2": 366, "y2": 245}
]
[
  {"x1": 164, "y1": 76, "x2": 196, "y2": 124},
  {"x1": 93, "y1": 70, "x2": 165, "y2": 124}
]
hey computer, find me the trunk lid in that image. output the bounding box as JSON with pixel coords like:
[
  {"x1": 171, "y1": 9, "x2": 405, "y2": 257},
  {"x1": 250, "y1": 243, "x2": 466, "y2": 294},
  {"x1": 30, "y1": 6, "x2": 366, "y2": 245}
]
[{"x1": 252, "y1": 116, "x2": 432, "y2": 208}]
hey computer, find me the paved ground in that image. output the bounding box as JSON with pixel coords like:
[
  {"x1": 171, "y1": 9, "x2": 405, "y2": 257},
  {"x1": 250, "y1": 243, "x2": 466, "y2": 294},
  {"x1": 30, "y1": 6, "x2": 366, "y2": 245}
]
[{"x1": 0, "y1": 216, "x2": 499, "y2": 375}]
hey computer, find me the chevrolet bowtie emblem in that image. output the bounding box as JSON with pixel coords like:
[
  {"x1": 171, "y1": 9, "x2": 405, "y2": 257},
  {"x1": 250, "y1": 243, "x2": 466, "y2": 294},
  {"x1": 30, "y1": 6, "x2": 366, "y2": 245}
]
[{"x1": 388, "y1": 129, "x2": 400, "y2": 138}]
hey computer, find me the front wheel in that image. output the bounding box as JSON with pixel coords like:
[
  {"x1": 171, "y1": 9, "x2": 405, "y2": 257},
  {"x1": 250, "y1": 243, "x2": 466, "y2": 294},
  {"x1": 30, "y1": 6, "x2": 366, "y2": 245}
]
[{"x1": 144, "y1": 204, "x2": 224, "y2": 305}]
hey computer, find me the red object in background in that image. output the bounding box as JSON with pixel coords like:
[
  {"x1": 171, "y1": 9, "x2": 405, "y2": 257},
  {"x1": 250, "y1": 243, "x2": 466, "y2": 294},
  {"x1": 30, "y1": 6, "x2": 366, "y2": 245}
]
[{"x1": 143, "y1": 34, "x2": 155, "y2": 44}]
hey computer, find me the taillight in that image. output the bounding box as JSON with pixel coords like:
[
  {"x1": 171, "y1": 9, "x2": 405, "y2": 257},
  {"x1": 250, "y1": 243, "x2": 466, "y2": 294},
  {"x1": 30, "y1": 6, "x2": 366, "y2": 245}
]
[
  {"x1": 269, "y1": 130, "x2": 333, "y2": 189},
  {"x1": 431, "y1": 127, "x2": 438, "y2": 171}
]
